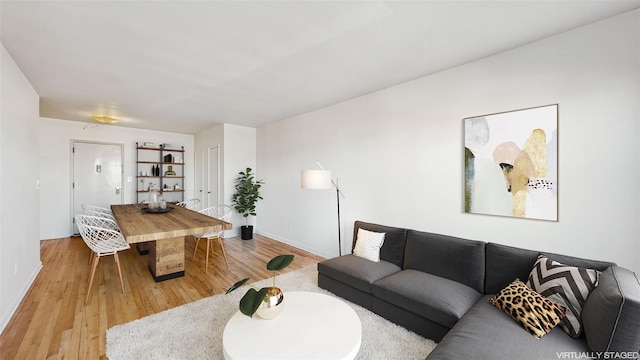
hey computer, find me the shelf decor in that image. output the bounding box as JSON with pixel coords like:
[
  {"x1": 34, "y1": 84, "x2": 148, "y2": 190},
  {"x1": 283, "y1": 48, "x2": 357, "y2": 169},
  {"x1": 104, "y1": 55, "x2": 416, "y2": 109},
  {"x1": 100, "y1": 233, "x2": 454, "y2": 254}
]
[
  {"x1": 136, "y1": 142, "x2": 185, "y2": 203},
  {"x1": 464, "y1": 104, "x2": 558, "y2": 221}
]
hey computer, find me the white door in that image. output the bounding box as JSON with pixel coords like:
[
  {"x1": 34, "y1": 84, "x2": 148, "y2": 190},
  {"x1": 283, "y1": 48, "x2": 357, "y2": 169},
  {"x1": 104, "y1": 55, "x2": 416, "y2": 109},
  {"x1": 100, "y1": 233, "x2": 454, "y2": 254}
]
[
  {"x1": 207, "y1": 146, "x2": 219, "y2": 207},
  {"x1": 195, "y1": 148, "x2": 205, "y2": 207},
  {"x1": 72, "y1": 141, "x2": 124, "y2": 233}
]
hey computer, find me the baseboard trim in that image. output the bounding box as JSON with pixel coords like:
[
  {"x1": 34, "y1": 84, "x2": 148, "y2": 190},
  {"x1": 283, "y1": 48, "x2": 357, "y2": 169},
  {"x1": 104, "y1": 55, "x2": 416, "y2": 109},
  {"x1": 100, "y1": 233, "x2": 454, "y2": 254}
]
[
  {"x1": 258, "y1": 231, "x2": 334, "y2": 259},
  {"x1": 0, "y1": 261, "x2": 43, "y2": 333}
]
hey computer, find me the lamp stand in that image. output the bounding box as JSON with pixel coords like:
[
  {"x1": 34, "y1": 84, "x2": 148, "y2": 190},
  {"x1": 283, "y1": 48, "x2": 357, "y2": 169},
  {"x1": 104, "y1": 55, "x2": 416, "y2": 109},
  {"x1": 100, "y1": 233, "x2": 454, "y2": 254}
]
[
  {"x1": 301, "y1": 161, "x2": 344, "y2": 258},
  {"x1": 336, "y1": 186, "x2": 342, "y2": 256}
]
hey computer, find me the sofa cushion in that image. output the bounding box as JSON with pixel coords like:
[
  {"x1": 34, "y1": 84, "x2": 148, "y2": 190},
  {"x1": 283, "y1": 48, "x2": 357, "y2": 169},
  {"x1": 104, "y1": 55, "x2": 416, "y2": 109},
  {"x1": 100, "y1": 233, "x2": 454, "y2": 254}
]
[
  {"x1": 426, "y1": 295, "x2": 589, "y2": 360},
  {"x1": 353, "y1": 228, "x2": 385, "y2": 262},
  {"x1": 353, "y1": 221, "x2": 407, "y2": 268},
  {"x1": 317, "y1": 255, "x2": 401, "y2": 294},
  {"x1": 527, "y1": 255, "x2": 600, "y2": 338},
  {"x1": 404, "y1": 230, "x2": 485, "y2": 293},
  {"x1": 372, "y1": 269, "x2": 482, "y2": 328},
  {"x1": 485, "y1": 243, "x2": 614, "y2": 294},
  {"x1": 489, "y1": 279, "x2": 566, "y2": 339},
  {"x1": 582, "y1": 266, "x2": 640, "y2": 353}
]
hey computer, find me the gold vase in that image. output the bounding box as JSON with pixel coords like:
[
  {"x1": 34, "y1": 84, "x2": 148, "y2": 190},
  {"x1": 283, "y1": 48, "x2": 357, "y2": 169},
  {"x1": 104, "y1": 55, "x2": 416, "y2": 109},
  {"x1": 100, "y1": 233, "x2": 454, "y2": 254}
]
[{"x1": 256, "y1": 287, "x2": 284, "y2": 320}]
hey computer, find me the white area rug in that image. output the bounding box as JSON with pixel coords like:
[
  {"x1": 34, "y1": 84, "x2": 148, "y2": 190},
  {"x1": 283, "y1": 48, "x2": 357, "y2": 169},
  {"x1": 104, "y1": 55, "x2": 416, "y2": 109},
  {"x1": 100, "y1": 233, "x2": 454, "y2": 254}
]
[{"x1": 106, "y1": 265, "x2": 437, "y2": 359}]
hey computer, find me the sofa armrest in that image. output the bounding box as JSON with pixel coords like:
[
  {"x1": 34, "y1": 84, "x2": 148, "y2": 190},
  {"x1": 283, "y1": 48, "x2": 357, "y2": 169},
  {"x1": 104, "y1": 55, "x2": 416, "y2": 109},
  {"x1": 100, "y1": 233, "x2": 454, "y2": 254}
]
[{"x1": 582, "y1": 266, "x2": 640, "y2": 353}]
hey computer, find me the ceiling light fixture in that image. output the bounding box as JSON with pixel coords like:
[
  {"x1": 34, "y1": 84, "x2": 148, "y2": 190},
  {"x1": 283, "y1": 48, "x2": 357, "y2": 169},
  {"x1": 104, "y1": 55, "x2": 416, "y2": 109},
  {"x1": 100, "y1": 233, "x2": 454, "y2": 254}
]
[{"x1": 92, "y1": 115, "x2": 120, "y2": 124}]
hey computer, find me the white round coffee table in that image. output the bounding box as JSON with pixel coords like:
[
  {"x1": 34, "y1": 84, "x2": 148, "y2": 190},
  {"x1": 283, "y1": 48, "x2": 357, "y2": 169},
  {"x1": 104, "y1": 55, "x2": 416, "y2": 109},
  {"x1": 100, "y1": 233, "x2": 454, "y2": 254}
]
[{"x1": 223, "y1": 291, "x2": 361, "y2": 360}]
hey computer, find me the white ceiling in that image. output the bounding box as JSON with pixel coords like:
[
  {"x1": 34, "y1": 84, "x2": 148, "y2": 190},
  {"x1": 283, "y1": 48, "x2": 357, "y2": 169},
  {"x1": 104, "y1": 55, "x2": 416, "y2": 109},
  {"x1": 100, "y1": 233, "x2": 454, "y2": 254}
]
[{"x1": 2, "y1": 1, "x2": 639, "y2": 134}]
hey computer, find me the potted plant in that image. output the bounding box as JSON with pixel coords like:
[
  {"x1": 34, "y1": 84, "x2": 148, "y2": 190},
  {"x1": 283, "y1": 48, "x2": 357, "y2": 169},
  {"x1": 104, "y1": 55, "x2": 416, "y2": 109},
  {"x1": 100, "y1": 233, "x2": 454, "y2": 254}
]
[
  {"x1": 231, "y1": 167, "x2": 264, "y2": 240},
  {"x1": 226, "y1": 254, "x2": 294, "y2": 319}
]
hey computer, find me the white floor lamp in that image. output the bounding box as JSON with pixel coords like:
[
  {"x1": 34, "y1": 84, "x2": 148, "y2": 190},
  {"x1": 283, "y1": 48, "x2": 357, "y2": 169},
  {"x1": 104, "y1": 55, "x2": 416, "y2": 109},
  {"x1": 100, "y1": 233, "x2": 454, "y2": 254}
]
[{"x1": 301, "y1": 161, "x2": 344, "y2": 256}]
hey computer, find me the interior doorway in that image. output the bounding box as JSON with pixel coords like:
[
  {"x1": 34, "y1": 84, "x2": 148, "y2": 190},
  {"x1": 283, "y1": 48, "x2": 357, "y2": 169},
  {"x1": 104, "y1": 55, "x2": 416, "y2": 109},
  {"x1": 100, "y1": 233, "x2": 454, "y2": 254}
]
[
  {"x1": 207, "y1": 146, "x2": 220, "y2": 208},
  {"x1": 195, "y1": 148, "x2": 204, "y2": 206},
  {"x1": 195, "y1": 145, "x2": 220, "y2": 209},
  {"x1": 71, "y1": 141, "x2": 124, "y2": 234}
]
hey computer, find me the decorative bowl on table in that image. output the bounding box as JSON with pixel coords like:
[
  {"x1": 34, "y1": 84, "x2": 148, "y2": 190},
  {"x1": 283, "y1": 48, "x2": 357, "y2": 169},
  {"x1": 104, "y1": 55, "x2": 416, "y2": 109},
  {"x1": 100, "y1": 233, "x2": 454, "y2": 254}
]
[{"x1": 142, "y1": 206, "x2": 174, "y2": 214}]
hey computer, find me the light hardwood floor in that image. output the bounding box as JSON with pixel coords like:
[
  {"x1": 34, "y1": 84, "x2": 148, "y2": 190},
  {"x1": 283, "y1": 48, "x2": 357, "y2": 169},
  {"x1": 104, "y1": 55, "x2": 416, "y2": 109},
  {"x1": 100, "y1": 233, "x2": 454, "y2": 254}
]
[{"x1": 0, "y1": 234, "x2": 325, "y2": 359}]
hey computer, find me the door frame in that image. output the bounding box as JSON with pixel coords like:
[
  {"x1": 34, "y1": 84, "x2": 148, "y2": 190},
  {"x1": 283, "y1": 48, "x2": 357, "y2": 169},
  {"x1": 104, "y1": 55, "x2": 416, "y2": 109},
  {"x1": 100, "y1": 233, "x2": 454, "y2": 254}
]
[
  {"x1": 207, "y1": 145, "x2": 221, "y2": 207},
  {"x1": 70, "y1": 140, "x2": 124, "y2": 234},
  {"x1": 195, "y1": 148, "x2": 204, "y2": 206},
  {"x1": 195, "y1": 144, "x2": 222, "y2": 209}
]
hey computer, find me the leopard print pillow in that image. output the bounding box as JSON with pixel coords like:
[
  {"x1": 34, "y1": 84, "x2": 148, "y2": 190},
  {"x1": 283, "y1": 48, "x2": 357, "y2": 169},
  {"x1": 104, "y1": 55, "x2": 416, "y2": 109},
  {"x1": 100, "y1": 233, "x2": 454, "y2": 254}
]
[{"x1": 489, "y1": 278, "x2": 567, "y2": 339}]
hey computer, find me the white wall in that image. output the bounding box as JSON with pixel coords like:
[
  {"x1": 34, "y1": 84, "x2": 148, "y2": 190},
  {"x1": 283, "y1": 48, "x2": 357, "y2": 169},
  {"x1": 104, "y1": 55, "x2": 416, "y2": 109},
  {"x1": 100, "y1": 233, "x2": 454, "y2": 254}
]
[
  {"x1": 194, "y1": 123, "x2": 256, "y2": 237},
  {"x1": 223, "y1": 124, "x2": 256, "y2": 237},
  {"x1": 257, "y1": 10, "x2": 640, "y2": 274},
  {"x1": 194, "y1": 124, "x2": 225, "y2": 228},
  {"x1": 0, "y1": 44, "x2": 41, "y2": 332},
  {"x1": 195, "y1": 125, "x2": 224, "y2": 209},
  {"x1": 38, "y1": 118, "x2": 194, "y2": 239},
  {"x1": 195, "y1": 124, "x2": 224, "y2": 150}
]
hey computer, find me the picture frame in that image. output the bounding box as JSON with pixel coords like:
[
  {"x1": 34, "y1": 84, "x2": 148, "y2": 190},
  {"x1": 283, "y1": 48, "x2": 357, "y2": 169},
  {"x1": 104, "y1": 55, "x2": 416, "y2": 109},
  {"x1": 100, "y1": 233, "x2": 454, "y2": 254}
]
[{"x1": 464, "y1": 104, "x2": 558, "y2": 221}]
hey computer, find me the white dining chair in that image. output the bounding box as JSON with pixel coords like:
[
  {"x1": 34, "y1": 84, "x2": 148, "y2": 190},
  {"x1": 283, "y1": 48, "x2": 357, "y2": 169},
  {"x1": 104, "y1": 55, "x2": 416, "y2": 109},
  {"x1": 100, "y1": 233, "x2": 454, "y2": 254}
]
[
  {"x1": 175, "y1": 198, "x2": 201, "y2": 211},
  {"x1": 192, "y1": 205, "x2": 233, "y2": 272},
  {"x1": 81, "y1": 204, "x2": 117, "y2": 222},
  {"x1": 81, "y1": 204, "x2": 113, "y2": 215},
  {"x1": 79, "y1": 211, "x2": 120, "y2": 231},
  {"x1": 76, "y1": 214, "x2": 131, "y2": 303},
  {"x1": 77, "y1": 212, "x2": 121, "y2": 265}
]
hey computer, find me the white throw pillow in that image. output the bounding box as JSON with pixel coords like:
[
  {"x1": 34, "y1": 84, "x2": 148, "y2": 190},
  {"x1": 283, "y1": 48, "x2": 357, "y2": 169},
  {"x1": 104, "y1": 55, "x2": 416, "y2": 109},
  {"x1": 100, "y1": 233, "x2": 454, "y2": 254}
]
[{"x1": 353, "y1": 228, "x2": 385, "y2": 262}]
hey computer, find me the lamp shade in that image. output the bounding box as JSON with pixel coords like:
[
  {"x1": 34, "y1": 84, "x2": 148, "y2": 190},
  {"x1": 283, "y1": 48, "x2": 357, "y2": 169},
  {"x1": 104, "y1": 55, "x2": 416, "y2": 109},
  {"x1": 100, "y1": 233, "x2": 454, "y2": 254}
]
[{"x1": 301, "y1": 170, "x2": 332, "y2": 189}]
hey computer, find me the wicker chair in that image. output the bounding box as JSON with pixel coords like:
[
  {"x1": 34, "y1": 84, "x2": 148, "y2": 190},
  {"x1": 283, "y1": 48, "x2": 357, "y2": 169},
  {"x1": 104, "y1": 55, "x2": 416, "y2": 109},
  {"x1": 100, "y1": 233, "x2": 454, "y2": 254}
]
[
  {"x1": 192, "y1": 205, "x2": 232, "y2": 272},
  {"x1": 76, "y1": 214, "x2": 131, "y2": 303},
  {"x1": 80, "y1": 207, "x2": 119, "y2": 231},
  {"x1": 175, "y1": 198, "x2": 201, "y2": 211},
  {"x1": 81, "y1": 204, "x2": 117, "y2": 223}
]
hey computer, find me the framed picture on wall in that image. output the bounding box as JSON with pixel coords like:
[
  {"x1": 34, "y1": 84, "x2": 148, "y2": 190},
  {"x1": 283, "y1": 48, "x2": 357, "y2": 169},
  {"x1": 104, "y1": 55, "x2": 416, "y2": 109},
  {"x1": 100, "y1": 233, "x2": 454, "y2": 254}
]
[{"x1": 464, "y1": 104, "x2": 558, "y2": 221}]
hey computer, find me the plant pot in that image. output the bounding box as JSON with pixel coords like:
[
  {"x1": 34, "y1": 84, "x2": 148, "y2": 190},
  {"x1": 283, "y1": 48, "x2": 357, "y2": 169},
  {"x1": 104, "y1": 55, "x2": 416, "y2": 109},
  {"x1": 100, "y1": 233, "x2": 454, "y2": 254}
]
[
  {"x1": 240, "y1": 225, "x2": 253, "y2": 240},
  {"x1": 256, "y1": 287, "x2": 284, "y2": 320}
]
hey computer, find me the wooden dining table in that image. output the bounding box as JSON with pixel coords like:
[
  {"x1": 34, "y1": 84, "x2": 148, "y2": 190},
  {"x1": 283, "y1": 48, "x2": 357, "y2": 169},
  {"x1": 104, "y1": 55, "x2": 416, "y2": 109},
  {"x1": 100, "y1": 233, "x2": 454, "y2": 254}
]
[{"x1": 111, "y1": 203, "x2": 232, "y2": 281}]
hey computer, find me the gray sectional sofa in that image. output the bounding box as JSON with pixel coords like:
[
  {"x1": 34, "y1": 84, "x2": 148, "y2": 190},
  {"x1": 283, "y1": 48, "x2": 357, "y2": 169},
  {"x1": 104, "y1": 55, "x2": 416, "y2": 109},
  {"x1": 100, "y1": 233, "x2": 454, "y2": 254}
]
[{"x1": 317, "y1": 221, "x2": 640, "y2": 360}]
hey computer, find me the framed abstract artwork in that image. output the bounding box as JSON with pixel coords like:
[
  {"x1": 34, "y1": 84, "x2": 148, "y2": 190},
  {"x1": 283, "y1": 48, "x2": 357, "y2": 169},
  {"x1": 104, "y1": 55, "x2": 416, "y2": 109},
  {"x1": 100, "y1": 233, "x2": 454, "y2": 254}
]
[{"x1": 464, "y1": 104, "x2": 558, "y2": 221}]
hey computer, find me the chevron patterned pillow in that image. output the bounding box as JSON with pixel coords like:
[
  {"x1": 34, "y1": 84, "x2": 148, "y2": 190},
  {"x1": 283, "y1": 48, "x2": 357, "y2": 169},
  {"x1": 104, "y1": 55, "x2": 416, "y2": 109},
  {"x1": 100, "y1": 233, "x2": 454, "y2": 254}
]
[{"x1": 526, "y1": 255, "x2": 600, "y2": 338}]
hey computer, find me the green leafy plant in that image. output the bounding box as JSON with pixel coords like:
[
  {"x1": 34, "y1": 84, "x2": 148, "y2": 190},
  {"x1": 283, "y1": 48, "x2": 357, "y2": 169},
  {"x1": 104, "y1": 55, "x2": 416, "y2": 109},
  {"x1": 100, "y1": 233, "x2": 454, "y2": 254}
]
[
  {"x1": 226, "y1": 254, "x2": 294, "y2": 317},
  {"x1": 231, "y1": 167, "x2": 264, "y2": 227}
]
